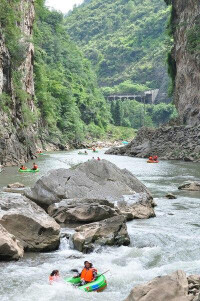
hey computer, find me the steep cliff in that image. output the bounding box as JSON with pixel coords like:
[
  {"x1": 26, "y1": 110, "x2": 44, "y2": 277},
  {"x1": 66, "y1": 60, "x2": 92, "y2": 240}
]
[
  {"x1": 0, "y1": 0, "x2": 38, "y2": 166},
  {"x1": 107, "y1": 0, "x2": 200, "y2": 161},
  {"x1": 171, "y1": 0, "x2": 200, "y2": 125}
]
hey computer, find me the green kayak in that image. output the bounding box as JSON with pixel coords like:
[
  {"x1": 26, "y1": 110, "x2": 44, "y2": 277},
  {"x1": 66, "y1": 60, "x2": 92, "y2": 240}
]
[
  {"x1": 92, "y1": 150, "x2": 98, "y2": 153},
  {"x1": 64, "y1": 274, "x2": 107, "y2": 292},
  {"x1": 18, "y1": 169, "x2": 39, "y2": 173}
]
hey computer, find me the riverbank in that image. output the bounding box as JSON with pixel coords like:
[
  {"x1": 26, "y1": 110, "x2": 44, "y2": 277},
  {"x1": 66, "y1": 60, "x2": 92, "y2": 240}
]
[{"x1": 106, "y1": 125, "x2": 200, "y2": 162}]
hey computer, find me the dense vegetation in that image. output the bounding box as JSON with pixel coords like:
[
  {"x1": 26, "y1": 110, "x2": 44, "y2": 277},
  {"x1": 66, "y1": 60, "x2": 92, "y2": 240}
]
[
  {"x1": 65, "y1": 0, "x2": 171, "y2": 96},
  {"x1": 0, "y1": 0, "x2": 178, "y2": 148},
  {"x1": 110, "y1": 100, "x2": 177, "y2": 129}
]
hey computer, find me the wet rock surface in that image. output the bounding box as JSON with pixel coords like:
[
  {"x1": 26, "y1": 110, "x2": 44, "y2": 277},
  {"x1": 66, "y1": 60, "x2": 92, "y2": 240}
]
[
  {"x1": 124, "y1": 270, "x2": 191, "y2": 301},
  {"x1": 0, "y1": 194, "x2": 60, "y2": 252},
  {"x1": 166, "y1": 193, "x2": 177, "y2": 199},
  {"x1": 117, "y1": 193, "x2": 156, "y2": 220},
  {"x1": 48, "y1": 198, "x2": 119, "y2": 224},
  {"x1": 72, "y1": 215, "x2": 130, "y2": 253},
  {"x1": 178, "y1": 181, "x2": 200, "y2": 191},
  {"x1": 26, "y1": 159, "x2": 152, "y2": 208},
  {"x1": 0, "y1": 224, "x2": 24, "y2": 261}
]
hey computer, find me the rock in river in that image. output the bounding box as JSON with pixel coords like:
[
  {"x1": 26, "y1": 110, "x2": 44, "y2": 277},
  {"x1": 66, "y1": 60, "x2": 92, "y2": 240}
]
[
  {"x1": 48, "y1": 198, "x2": 119, "y2": 224},
  {"x1": 0, "y1": 194, "x2": 60, "y2": 252},
  {"x1": 124, "y1": 270, "x2": 190, "y2": 301},
  {"x1": 117, "y1": 193, "x2": 156, "y2": 220},
  {"x1": 0, "y1": 224, "x2": 24, "y2": 261},
  {"x1": 72, "y1": 215, "x2": 130, "y2": 253},
  {"x1": 26, "y1": 159, "x2": 152, "y2": 208},
  {"x1": 178, "y1": 181, "x2": 200, "y2": 191}
]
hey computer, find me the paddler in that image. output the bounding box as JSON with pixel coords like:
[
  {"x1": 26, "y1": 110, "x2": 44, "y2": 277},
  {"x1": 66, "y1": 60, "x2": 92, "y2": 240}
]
[
  {"x1": 153, "y1": 155, "x2": 158, "y2": 161},
  {"x1": 148, "y1": 156, "x2": 153, "y2": 161},
  {"x1": 32, "y1": 162, "x2": 38, "y2": 170},
  {"x1": 49, "y1": 270, "x2": 60, "y2": 284},
  {"x1": 20, "y1": 165, "x2": 27, "y2": 170},
  {"x1": 80, "y1": 261, "x2": 97, "y2": 285}
]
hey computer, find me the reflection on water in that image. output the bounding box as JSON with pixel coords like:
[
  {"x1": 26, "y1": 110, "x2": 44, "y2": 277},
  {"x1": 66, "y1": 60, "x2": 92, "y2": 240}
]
[{"x1": 0, "y1": 149, "x2": 200, "y2": 300}]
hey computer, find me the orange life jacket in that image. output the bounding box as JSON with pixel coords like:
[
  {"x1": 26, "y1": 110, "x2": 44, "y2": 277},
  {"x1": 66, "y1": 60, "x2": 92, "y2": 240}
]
[
  {"x1": 21, "y1": 166, "x2": 26, "y2": 170},
  {"x1": 81, "y1": 268, "x2": 96, "y2": 282},
  {"x1": 149, "y1": 157, "x2": 153, "y2": 161}
]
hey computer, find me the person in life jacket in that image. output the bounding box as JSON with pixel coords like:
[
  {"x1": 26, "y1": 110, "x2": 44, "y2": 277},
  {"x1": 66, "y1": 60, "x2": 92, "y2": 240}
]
[
  {"x1": 149, "y1": 156, "x2": 153, "y2": 161},
  {"x1": 49, "y1": 270, "x2": 60, "y2": 285},
  {"x1": 80, "y1": 261, "x2": 97, "y2": 285},
  {"x1": 32, "y1": 163, "x2": 38, "y2": 170},
  {"x1": 153, "y1": 155, "x2": 158, "y2": 161},
  {"x1": 20, "y1": 165, "x2": 27, "y2": 170},
  {"x1": 97, "y1": 157, "x2": 101, "y2": 161}
]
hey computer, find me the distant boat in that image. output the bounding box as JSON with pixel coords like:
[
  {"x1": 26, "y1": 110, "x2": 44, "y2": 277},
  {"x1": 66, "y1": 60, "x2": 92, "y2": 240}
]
[{"x1": 122, "y1": 141, "x2": 129, "y2": 144}]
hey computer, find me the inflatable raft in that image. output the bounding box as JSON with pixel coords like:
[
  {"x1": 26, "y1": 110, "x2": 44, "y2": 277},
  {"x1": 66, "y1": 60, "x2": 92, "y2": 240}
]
[
  {"x1": 64, "y1": 275, "x2": 107, "y2": 292},
  {"x1": 18, "y1": 169, "x2": 39, "y2": 173},
  {"x1": 147, "y1": 160, "x2": 159, "y2": 163}
]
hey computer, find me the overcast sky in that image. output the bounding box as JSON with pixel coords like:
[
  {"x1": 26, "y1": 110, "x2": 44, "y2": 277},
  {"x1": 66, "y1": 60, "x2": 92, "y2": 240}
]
[{"x1": 46, "y1": 0, "x2": 84, "y2": 14}]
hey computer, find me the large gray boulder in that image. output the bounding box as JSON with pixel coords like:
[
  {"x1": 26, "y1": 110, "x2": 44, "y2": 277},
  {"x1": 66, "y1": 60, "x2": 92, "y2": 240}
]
[
  {"x1": 117, "y1": 193, "x2": 156, "y2": 220},
  {"x1": 72, "y1": 215, "x2": 130, "y2": 253},
  {"x1": 178, "y1": 181, "x2": 200, "y2": 191},
  {"x1": 25, "y1": 159, "x2": 152, "y2": 208},
  {"x1": 124, "y1": 270, "x2": 191, "y2": 301},
  {"x1": 0, "y1": 194, "x2": 60, "y2": 252},
  {"x1": 0, "y1": 224, "x2": 24, "y2": 261},
  {"x1": 48, "y1": 198, "x2": 119, "y2": 224}
]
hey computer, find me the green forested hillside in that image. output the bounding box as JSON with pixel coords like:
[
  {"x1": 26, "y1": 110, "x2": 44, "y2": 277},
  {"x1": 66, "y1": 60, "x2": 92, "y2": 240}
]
[
  {"x1": 65, "y1": 0, "x2": 171, "y2": 95},
  {"x1": 34, "y1": 0, "x2": 110, "y2": 143}
]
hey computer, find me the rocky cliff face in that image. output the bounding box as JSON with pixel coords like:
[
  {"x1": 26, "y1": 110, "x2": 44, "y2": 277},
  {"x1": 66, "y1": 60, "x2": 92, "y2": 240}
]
[
  {"x1": 107, "y1": 1, "x2": 200, "y2": 161},
  {"x1": 0, "y1": 0, "x2": 40, "y2": 166},
  {"x1": 172, "y1": 0, "x2": 200, "y2": 125}
]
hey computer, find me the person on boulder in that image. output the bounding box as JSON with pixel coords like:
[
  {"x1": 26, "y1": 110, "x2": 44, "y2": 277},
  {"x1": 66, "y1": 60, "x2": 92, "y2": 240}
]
[
  {"x1": 49, "y1": 270, "x2": 60, "y2": 284},
  {"x1": 80, "y1": 261, "x2": 97, "y2": 285},
  {"x1": 32, "y1": 163, "x2": 38, "y2": 170},
  {"x1": 20, "y1": 165, "x2": 27, "y2": 170}
]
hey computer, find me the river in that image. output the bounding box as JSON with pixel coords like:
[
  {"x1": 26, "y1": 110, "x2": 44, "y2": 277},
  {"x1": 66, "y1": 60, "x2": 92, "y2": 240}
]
[{"x1": 0, "y1": 149, "x2": 200, "y2": 301}]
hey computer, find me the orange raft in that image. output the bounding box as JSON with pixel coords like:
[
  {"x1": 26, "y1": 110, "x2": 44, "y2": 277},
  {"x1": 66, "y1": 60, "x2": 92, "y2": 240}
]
[{"x1": 147, "y1": 160, "x2": 159, "y2": 163}]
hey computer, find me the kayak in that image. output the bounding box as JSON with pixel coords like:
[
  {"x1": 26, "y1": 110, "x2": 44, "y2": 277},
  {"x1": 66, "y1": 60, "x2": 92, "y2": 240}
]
[
  {"x1": 18, "y1": 169, "x2": 39, "y2": 173},
  {"x1": 92, "y1": 150, "x2": 98, "y2": 153},
  {"x1": 122, "y1": 141, "x2": 129, "y2": 144},
  {"x1": 64, "y1": 274, "x2": 107, "y2": 292},
  {"x1": 147, "y1": 160, "x2": 159, "y2": 163}
]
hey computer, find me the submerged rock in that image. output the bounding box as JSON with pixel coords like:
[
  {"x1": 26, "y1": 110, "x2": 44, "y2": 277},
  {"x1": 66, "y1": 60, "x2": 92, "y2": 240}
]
[
  {"x1": 72, "y1": 215, "x2": 130, "y2": 253},
  {"x1": 48, "y1": 198, "x2": 119, "y2": 224},
  {"x1": 166, "y1": 193, "x2": 177, "y2": 199},
  {"x1": 124, "y1": 270, "x2": 190, "y2": 301},
  {"x1": 26, "y1": 159, "x2": 152, "y2": 208},
  {"x1": 7, "y1": 183, "x2": 25, "y2": 188},
  {"x1": 178, "y1": 181, "x2": 200, "y2": 191},
  {"x1": 0, "y1": 194, "x2": 60, "y2": 252},
  {"x1": 0, "y1": 224, "x2": 24, "y2": 261}
]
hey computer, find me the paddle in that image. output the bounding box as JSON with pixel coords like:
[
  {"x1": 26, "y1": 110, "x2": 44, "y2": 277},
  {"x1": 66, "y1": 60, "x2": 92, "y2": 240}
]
[{"x1": 97, "y1": 269, "x2": 110, "y2": 278}]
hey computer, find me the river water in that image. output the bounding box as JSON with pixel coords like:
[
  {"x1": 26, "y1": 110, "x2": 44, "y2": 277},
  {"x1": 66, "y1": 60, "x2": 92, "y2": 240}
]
[{"x1": 0, "y1": 149, "x2": 200, "y2": 301}]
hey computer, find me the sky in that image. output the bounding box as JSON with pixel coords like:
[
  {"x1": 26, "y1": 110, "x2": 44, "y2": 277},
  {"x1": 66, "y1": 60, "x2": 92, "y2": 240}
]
[{"x1": 46, "y1": 0, "x2": 84, "y2": 14}]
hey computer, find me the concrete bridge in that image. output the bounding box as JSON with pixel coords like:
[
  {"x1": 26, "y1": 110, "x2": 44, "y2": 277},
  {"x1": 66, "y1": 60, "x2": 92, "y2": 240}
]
[{"x1": 107, "y1": 89, "x2": 159, "y2": 104}]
